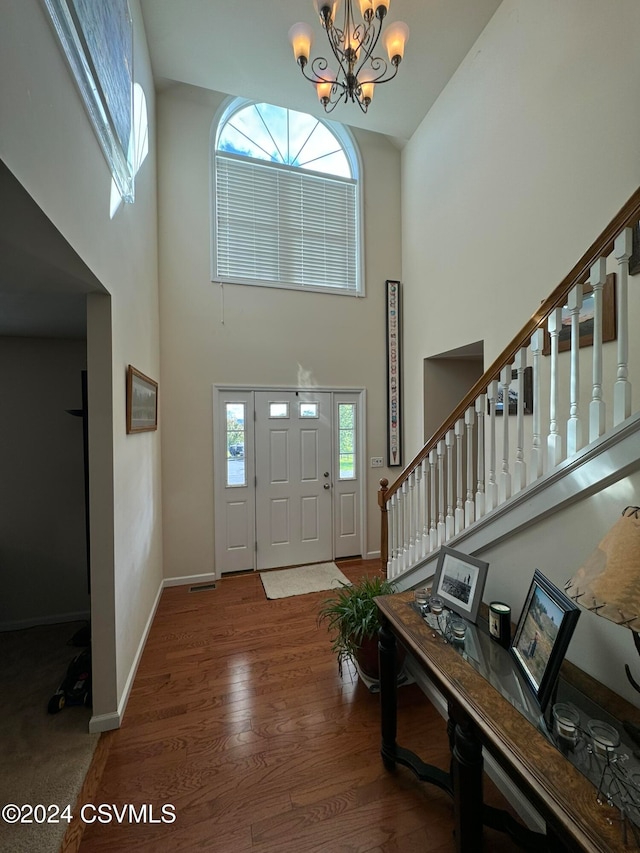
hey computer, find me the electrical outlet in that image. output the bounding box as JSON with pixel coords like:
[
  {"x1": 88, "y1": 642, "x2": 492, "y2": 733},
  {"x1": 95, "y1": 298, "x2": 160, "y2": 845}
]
[{"x1": 370, "y1": 457, "x2": 384, "y2": 468}]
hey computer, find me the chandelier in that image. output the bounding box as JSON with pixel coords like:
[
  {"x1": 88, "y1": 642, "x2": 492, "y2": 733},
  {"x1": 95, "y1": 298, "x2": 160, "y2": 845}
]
[{"x1": 288, "y1": 0, "x2": 410, "y2": 113}]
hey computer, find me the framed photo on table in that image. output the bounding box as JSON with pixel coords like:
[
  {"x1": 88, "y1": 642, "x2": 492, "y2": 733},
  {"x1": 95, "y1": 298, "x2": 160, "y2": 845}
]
[
  {"x1": 431, "y1": 546, "x2": 489, "y2": 624},
  {"x1": 511, "y1": 570, "x2": 580, "y2": 713}
]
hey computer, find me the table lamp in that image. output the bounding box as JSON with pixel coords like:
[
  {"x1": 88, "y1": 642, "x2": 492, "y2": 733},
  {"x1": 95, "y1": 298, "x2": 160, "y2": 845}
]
[{"x1": 564, "y1": 506, "x2": 640, "y2": 693}]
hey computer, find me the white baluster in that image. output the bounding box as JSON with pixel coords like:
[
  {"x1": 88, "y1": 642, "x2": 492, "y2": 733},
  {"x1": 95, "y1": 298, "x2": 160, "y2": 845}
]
[
  {"x1": 421, "y1": 458, "x2": 429, "y2": 557},
  {"x1": 455, "y1": 419, "x2": 465, "y2": 534},
  {"x1": 395, "y1": 484, "x2": 403, "y2": 574},
  {"x1": 475, "y1": 395, "x2": 485, "y2": 519},
  {"x1": 547, "y1": 307, "x2": 563, "y2": 470},
  {"x1": 589, "y1": 258, "x2": 607, "y2": 442},
  {"x1": 486, "y1": 381, "x2": 499, "y2": 512},
  {"x1": 408, "y1": 469, "x2": 416, "y2": 565},
  {"x1": 566, "y1": 283, "x2": 583, "y2": 457},
  {"x1": 465, "y1": 407, "x2": 475, "y2": 528},
  {"x1": 445, "y1": 430, "x2": 455, "y2": 540},
  {"x1": 429, "y1": 449, "x2": 438, "y2": 551},
  {"x1": 529, "y1": 330, "x2": 544, "y2": 483},
  {"x1": 437, "y1": 440, "x2": 446, "y2": 545},
  {"x1": 402, "y1": 479, "x2": 410, "y2": 571},
  {"x1": 513, "y1": 348, "x2": 527, "y2": 492},
  {"x1": 499, "y1": 366, "x2": 512, "y2": 504},
  {"x1": 614, "y1": 228, "x2": 632, "y2": 424}
]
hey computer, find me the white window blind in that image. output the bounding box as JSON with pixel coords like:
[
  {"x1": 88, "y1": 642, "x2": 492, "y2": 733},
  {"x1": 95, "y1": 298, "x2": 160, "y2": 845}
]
[{"x1": 215, "y1": 154, "x2": 358, "y2": 293}]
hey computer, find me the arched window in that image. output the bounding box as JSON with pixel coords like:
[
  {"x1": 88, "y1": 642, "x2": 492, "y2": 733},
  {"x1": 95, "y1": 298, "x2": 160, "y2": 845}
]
[{"x1": 212, "y1": 100, "x2": 362, "y2": 295}]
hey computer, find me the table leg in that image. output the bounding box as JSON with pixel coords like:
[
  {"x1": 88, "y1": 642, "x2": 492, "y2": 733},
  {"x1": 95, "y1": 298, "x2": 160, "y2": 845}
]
[
  {"x1": 450, "y1": 701, "x2": 484, "y2": 852},
  {"x1": 378, "y1": 616, "x2": 398, "y2": 771}
]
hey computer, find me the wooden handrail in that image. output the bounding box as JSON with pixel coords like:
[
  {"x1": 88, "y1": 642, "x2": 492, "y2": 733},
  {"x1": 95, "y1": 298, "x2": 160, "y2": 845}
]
[{"x1": 382, "y1": 186, "x2": 640, "y2": 506}]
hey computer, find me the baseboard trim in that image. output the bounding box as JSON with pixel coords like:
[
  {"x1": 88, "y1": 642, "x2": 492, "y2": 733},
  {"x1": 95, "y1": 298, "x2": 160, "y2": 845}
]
[
  {"x1": 405, "y1": 656, "x2": 546, "y2": 834},
  {"x1": 163, "y1": 572, "x2": 217, "y2": 588},
  {"x1": 365, "y1": 550, "x2": 381, "y2": 561},
  {"x1": 0, "y1": 610, "x2": 91, "y2": 633},
  {"x1": 88, "y1": 711, "x2": 120, "y2": 734}
]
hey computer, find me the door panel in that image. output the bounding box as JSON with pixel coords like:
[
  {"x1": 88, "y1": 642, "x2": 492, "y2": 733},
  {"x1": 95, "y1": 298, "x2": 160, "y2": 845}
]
[
  {"x1": 255, "y1": 391, "x2": 332, "y2": 569},
  {"x1": 215, "y1": 391, "x2": 256, "y2": 573}
]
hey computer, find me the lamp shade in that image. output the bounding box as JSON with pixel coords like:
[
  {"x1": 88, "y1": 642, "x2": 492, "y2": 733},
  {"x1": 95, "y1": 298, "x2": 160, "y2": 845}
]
[
  {"x1": 315, "y1": 68, "x2": 337, "y2": 102},
  {"x1": 289, "y1": 22, "x2": 314, "y2": 63},
  {"x1": 565, "y1": 506, "x2": 640, "y2": 629},
  {"x1": 383, "y1": 20, "x2": 409, "y2": 63}
]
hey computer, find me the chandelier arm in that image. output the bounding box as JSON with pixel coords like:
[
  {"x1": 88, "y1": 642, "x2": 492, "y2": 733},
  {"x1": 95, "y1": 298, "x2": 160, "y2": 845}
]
[{"x1": 354, "y1": 16, "x2": 383, "y2": 76}]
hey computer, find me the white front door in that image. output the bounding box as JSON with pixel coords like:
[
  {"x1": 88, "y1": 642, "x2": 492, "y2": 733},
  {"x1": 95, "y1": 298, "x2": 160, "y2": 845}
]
[{"x1": 255, "y1": 391, "x2": 333, "y2": 570}]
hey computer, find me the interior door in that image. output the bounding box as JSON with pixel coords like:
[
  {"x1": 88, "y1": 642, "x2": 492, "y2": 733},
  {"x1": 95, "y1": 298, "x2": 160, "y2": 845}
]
[{"x1": 255, "y1": 391, "x2": 332, "y2": 570}]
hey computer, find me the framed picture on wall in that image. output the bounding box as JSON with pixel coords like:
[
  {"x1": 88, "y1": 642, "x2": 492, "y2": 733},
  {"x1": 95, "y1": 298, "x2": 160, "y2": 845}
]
[
  {"x1": 126, "y1": 365, "x2": 158, "y2": 433},
  {"x1": 386, "y1": 279, "x2": 402, "y2": 467},
  {"x1": 543, "y1": 274, "x2": 616, "y2": 355}
]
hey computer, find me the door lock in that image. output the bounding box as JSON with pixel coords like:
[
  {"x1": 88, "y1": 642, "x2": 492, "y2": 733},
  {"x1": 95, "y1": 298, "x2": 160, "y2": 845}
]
[{"x1": 324, "y1": 471, "x2": 330, "y2": 477}]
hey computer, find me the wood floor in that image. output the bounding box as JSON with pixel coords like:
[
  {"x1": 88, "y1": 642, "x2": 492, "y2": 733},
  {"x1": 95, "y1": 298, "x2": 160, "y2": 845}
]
[{"x1": 72, "y1": 559, "x2": 522, "y2": 853}]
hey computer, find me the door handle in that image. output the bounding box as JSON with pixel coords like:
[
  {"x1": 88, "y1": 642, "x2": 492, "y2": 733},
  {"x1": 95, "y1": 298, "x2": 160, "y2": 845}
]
[{"x1": 323, "y1": 483, "x2": 330, "y2": 490}]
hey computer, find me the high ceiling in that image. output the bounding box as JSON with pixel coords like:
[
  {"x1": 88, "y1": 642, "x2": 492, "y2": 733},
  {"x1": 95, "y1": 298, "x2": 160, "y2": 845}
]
[
  {"x1": 140, "y1": 0, "x2": 502, "y2": 142},
  {"x1": 2, "y1": 1, "x2": 503, "y2": 340}
]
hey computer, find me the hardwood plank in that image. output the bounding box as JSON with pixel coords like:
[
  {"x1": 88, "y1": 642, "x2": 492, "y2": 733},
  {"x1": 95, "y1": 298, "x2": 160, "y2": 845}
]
[{"x1": 72, "y1": 560, "x2": 521, "y2": 853}]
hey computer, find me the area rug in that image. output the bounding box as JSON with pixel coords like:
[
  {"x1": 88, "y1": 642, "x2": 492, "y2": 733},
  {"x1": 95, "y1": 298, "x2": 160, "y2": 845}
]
[{"x1": 260, "y1": 562, "x2": 350, "y2": 599}]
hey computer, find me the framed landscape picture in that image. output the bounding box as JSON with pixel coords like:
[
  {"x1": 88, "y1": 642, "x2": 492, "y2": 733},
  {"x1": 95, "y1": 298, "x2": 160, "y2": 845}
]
[
  {"x1": 431, "y1": 546, "x2": 489, "y2": 624},
  {"x1": 511, "y1": 570, "x2": 580, "y2": 712},
  {"x1": 126, "y1": 365, "x2": 158, "y2": 433}
]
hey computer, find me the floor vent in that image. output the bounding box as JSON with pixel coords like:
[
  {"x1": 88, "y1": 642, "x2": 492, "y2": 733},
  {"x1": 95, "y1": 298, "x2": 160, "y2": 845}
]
[{"x1": 189, "y1": 582, "x2": 217, "y2": 593}]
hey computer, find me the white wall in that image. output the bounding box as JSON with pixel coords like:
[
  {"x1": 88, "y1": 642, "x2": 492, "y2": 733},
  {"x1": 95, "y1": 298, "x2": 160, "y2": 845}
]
[
  {"x1": 156, "y1": 84, "x2": 402, "y2": 577},
  {"x1": 401, "y1": 0, "x2": 640, "y2": 704},
  {"x1": 402, "y1": 0, "x2": 640, "y2": 459},
  {"x1": 0, "y1": 0, "x2": 162, "y2": 725},
  {"x1": 0, "y1": 338, "x2": 89, "y2": 629}
]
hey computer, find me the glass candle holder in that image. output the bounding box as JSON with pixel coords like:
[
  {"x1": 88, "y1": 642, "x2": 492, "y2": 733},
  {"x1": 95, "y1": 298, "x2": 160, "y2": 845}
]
[
  {"x1": 414, "y1": 587, "x2": 429, "y2": 609},
  {"x1": 587, "y1": 719, "x2": 620, "y2": 759},
  {"x1": 429, "y1": 596, "x2": 444, "y2": 617},
  {"x1": 552, "y1": 702, "x2": 580, "y2": 746},
  {"x1": 449, "y1": 617, "x2": 467, "y2": 643}
]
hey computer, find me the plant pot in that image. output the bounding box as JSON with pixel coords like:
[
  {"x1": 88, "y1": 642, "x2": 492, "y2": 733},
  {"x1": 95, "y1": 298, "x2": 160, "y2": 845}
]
[{"x1": 355, "y1": 635, "x2": 406, "y2": 681}]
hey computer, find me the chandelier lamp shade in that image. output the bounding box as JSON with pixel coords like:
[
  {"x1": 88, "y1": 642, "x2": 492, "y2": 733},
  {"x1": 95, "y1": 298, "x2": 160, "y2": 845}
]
[{"x1": 288, "y1": 0, "x2": 410, "y2": 113}]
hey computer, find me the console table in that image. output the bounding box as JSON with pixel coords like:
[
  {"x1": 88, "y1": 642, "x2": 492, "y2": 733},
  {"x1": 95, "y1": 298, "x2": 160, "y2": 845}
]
[{"x1": 375, "y1": 590, "x2": 640, "y2": 853}]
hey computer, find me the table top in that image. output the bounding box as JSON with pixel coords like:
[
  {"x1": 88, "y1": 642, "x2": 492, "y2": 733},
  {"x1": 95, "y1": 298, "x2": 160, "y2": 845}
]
[{"x1": 376, "y1": 590, "x2": 639, "y2": 853}]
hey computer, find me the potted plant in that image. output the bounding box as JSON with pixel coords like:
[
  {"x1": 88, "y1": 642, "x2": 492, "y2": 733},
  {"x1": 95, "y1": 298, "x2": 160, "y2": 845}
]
[{"x1": 317, "y1": 574, "x2": 399, "y2": 680}]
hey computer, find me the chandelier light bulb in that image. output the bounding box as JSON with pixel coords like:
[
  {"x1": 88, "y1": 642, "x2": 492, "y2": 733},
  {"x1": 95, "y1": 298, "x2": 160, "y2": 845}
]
[
  {"x1": 383, "y1": 20, "x2": 409, "y2": 63},
  {"x1": 289, "y1": 22, "x2": 314, "y2": 65}
]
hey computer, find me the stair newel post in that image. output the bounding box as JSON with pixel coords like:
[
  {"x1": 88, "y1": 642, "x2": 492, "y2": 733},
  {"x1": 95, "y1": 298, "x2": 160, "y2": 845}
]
[
  {"x1": 614, "y1": 227, "x2": 632, "y2": 425},
  {"x1": 401, "y1": 479, "x2": 410, "y2": 571},
  {"x1": 465, "y1": 407, "x2": 475, "y2": 528},
  {"x1": 415, "y1": 464, "x2": 422, "y2": 561},
  {"x1": 529, "y1": 330, "x2": 544, "y2": 483},
  {"x1": 474, "y1": 395, "x2": 485, "y2": 520},
  {"x1": 455, "y1": 419, "x2": 465, "y2": 534},
  {"x1": 589, "y1": 257, "x2": 607, "y2": 442},
  {"x1": 378, "y1": 478, "x2": 389, "y2": 575},
  {"x1": 547, "y1": 307, "x2": 563, "y2": 470},
  {"x1": 389, "y1": 491, "x2": 397, "y2": 577},
  {"x1": 486, "y1": 380, "x2": 499, "y2": 512},
  {"x1": 437, "y1": 439, "x2": 446, "y2": 545},
  {"x1": 498, "y1": 366, "x2": 512, "y2": 504},
  {"x1": 421, "y1": 457, "x2": 429, "y2": 557},
  {"x1": 445, "y1": 429, "x2": 455, "y2": 540},
  {"x1": 429, "y1": 449, "x2": 438, "y2": 551},
  {"x1": 566, "y1": 283, "x2": 583, "y2": 456}
]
